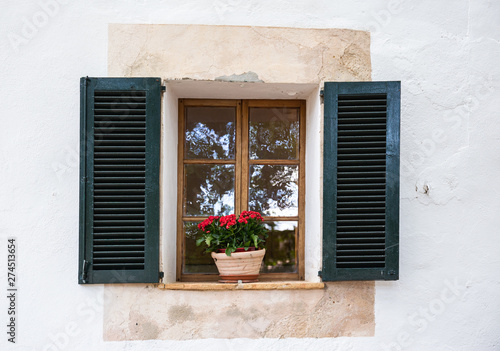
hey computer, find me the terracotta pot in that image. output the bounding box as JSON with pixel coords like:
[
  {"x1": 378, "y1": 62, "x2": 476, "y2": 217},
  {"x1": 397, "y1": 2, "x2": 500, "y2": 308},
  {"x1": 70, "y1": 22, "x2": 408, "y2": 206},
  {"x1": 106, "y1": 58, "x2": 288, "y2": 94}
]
[{"x1": 211, "y1": 248, "x2": 266, "y2": 283}]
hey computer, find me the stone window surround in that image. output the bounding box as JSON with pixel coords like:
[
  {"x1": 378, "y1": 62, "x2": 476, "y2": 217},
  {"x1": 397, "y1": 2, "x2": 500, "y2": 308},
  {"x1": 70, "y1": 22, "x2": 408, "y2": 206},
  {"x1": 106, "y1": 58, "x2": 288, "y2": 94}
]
[{"x1": 104, "y1": 24, "x2": 375, "y2": 340}]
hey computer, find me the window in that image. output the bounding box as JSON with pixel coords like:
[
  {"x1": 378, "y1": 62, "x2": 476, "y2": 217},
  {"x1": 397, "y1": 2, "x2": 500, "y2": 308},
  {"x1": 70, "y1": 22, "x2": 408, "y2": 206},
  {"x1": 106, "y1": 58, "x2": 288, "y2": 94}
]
[
  {"x1": 177, "y1": 99, "x2": 306, "y2": 281},
  {"x1": 79, "y1": 78, "x2": 400, "y2": 284}
]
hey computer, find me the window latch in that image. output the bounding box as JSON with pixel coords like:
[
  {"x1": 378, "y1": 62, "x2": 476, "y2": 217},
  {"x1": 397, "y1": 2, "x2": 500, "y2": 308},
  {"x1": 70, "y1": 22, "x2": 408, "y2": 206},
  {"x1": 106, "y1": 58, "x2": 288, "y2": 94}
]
[{"x1": 81, "y1": 260, "x2": 90, "y2": 283}]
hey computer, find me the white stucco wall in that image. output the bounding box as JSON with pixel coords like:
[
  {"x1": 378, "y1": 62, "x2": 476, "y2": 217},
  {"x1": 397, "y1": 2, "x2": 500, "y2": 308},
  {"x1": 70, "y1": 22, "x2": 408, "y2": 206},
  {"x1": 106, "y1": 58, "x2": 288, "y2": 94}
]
[{"x1": 1, "y1": 0, "x2": 499, "y2": 350}]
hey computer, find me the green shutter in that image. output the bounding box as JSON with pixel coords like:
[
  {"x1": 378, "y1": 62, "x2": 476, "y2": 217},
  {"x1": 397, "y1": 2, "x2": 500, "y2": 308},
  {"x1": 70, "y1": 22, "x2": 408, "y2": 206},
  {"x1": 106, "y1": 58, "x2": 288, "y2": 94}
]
[
  {"x1": 79, "y1": 77, "x2": 161, "y2": 284},
  {"x1": 322, "y1": 81, "x2": 400, "y2": 281}
]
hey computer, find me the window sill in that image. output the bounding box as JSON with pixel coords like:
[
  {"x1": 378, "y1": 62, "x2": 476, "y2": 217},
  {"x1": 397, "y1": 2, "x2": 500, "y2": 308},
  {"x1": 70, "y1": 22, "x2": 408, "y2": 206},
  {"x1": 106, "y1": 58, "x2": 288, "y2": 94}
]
[{"x1": 158, "y1": 281, "x2": 324, "y2": 291}]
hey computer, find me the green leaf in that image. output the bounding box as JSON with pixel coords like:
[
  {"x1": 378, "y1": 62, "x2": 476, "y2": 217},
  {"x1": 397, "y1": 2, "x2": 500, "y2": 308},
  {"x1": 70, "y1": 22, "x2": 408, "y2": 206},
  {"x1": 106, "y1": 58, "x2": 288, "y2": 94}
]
[
  {"x1": 205, "y1": 236, "x2": 212, "y2": 246},
  {"x1": 251, "y1": 234, "x2": 259, "y2": 248},
  {"x1": 195, "y1": 237, "x2": 205, "y2": 246},
  {"x1": 226, "y1": 247, "x2": 235, "y2": 256}
]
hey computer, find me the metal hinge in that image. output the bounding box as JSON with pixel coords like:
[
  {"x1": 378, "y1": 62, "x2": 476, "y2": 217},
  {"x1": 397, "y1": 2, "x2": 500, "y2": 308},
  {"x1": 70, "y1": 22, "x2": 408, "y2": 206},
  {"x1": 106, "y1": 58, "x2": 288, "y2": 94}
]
[
  {"x1": 318, "y1": 270, "x2": 323, "y2": 278},
  {"x1": 81, "y1": 260, "x2": 90, "y2": 283},
  {"x1": 159, "y1": 271, "x2": 164, "y2": 280},
  {"x1": 320, "y1": 89, "x2": 324, "y2": 97},
  {"x1": 161, "y1": 86, "x2": 166, "y2": 92}
]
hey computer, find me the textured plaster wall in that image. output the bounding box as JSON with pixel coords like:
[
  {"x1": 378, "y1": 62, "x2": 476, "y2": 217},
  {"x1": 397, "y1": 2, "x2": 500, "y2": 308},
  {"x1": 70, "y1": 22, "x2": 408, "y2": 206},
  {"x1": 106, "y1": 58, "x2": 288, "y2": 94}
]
[{"x1": 1, "y1": 0, "x2": 500, "y2": 350}]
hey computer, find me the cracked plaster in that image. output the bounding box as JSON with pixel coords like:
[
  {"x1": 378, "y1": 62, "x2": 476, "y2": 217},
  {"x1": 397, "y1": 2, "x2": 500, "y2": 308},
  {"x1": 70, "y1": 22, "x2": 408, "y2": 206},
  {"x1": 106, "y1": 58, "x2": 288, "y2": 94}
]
[{"x1": 108, "y1": 24, "x2": 371, "y2": 82}]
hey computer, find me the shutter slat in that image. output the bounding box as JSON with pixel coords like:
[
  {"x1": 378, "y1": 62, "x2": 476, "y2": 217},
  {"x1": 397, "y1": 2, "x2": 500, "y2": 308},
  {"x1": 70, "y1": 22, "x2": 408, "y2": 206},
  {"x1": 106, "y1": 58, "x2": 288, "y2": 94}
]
[
  {"x1": 338, "y1": 129, "x2": 387, "y2": 136},
  {"x1": 94, "y1": 109, "x2": 146, "y2": 115},
  {"x1": 93, "y1": 233, "x2": 146, "y2": 237},
  {"x1": 94, "y1": 245, "x2": 145, "y2": 250},
  {"x1": 92, "y1": 264, "x2": 145, "y2": 269},
  {"x1": 94, "y1": 208, "x2": 144, "y2": 213},
  {"x1": 94, "y1": 165, "x2": 145, "y2": 169},
  {"x1": 95, "y1": 133, "x2": 146, "y2": 139},
  {"x1": 94, "y1": 251, "x2": 146, "y2": 257},
  {"x1": 94, "y1": 214, "x2": 144, "y2": 219},
  {"x1": 94, "y1": 146, "x2": 146, "y2": 151},
  {"x1": 94, "y1": 238, "x2": 144, "y2": 242},
  {"x1": 94, "y1": 202, "x2": 145, "y2": 207},
  {"x1": 93, "y1": 159, "x2": 146, "y2": 164}
]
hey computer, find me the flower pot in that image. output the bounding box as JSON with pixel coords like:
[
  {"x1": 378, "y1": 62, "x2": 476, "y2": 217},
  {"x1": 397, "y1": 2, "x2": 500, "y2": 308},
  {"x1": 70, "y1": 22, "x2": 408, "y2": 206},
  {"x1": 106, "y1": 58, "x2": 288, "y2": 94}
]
[{"x1": 211, "y1": 248, "x2": 266, "y2": 283}]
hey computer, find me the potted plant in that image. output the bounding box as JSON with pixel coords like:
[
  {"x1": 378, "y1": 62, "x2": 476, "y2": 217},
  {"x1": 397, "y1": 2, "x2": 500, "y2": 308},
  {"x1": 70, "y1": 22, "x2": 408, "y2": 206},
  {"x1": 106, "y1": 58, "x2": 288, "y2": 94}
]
[{"x1": 196, "y1": 211, "x2": 268, "y2": 283}]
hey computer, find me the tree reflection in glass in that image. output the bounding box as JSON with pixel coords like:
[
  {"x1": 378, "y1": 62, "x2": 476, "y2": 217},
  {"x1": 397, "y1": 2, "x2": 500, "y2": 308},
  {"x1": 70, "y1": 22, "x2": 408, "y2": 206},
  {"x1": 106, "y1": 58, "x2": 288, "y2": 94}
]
[
  {"x1": 249, "y1": 107, "x2": 299, "y2": 160},
  {"x1": 260, "y1": 221, "x2": 297, "y2": 273},
  {"x1": 184, "y1": 164, "x2": 234, "y2": 216},
  {"x1": 184, "y1": 221, "x2": 218, "y2": 273},
  {"x1": 185, "y1": 107, "x2": 235, "y2": 159},
  {"x1": 249, "y1": 165, "x2": 298, "y2": 217}
]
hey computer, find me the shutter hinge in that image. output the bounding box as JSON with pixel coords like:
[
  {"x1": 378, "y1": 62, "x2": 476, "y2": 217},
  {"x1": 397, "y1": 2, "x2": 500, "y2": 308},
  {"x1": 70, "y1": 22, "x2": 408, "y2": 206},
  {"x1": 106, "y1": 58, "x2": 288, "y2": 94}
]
[
  {"x1": 161, "y1": 86, "x2": 166, "y2": 92},
  {"x1": 81, "y1": 260, "x2": 90, "y2": 283},
  {"x1": 320, "y1": 89, "x2": 324, "y2": 97},
  {"x1": 318, "y1": 270, "x2": 323, "y2": 278},
  {"x1": 159, "y1": 271, "x2": 164, "y2": 280}
]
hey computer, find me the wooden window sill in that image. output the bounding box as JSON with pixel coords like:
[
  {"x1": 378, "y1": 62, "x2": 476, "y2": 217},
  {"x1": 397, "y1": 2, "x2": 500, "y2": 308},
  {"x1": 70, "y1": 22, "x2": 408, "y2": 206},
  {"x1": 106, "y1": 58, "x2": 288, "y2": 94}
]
[{"x1": 158, "y1": 281, "x2": 324, "y2": 291}]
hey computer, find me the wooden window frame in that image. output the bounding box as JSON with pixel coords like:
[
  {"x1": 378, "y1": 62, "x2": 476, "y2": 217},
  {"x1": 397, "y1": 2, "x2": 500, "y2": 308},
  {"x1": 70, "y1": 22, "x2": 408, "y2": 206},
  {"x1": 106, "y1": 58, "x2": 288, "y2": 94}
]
[{"x1": 176, "y1": 99, "x2": 306, "y2": 282}]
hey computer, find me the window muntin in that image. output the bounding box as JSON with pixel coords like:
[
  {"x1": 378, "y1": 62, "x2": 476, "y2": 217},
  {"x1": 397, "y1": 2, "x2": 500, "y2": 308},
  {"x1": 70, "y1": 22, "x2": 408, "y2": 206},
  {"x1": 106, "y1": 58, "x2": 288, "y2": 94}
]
[{"x1": 177, "y1": 99, "x2": 305, "y2": 281}]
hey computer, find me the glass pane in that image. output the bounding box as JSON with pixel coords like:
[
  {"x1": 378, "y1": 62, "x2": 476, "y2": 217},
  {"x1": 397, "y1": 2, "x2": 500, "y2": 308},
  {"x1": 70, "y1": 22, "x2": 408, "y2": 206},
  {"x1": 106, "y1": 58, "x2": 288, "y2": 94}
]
[
  {"x1": 261, "y1": 221, "x2": 297, "y2": 273},
  {"x1": 184, "y1": 164, "x2": 234, "y2": 216},
  {"x1": 249, "y1": 107, "x2": 299, "y2": 160},
  {"x1": 249, "y1": 165, "x2": 298, "y2": 216},
  {"x1": 185, "y1": 106, "x2": 236, "y2": 159},
  {"x1": 183, "y1": 221, "x2": 218, "y2": 274}
]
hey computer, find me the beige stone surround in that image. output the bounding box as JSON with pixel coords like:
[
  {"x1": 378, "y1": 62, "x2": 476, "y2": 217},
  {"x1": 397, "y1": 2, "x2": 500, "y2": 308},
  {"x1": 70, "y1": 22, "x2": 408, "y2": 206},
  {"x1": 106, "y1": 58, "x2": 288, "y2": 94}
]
[{"x1": 105, "y1": 24, "x2": 374, "y2": 340}]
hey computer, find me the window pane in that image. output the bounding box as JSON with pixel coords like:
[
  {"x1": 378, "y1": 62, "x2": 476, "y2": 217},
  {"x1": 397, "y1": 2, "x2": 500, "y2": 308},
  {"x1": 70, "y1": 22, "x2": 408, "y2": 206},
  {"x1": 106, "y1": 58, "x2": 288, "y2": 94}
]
[
  {"x1": 183, "y1": 221, "x2": 218, "y2": 274},
  {"x1": 261, "y1": 221, "x2": 297, "y2": 273},
  {"x1": 249, "y1": 165, "x2": 298, "y2": 216},
  {"x1": 249, "y1": 107, "x2": 299, "y2": 160},
  {"x1": 185, "y1": 107, "x2": 236, "y2": 159},
  {"x1": 184, "y1": 164, "x2": 234, "y2": 216}
]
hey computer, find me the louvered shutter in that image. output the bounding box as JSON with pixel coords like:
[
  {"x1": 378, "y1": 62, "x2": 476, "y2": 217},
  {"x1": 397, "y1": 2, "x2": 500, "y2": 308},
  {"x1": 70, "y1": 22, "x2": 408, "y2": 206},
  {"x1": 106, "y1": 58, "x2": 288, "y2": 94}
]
[
  {"x1": 321, "y1": 81, "x2": 400, "y2": 281},
  {"x1": 79, "y1": 77, "x2": 161, "y2": 284}
]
